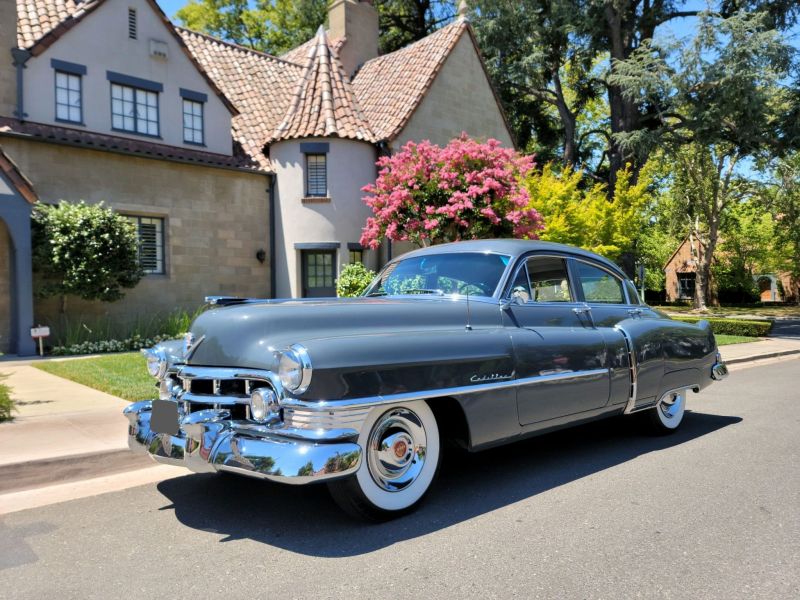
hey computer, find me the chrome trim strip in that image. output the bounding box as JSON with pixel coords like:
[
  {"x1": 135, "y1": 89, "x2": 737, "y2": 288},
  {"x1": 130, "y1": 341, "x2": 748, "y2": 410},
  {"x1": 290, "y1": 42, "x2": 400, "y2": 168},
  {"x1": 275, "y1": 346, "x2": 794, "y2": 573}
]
[
  {"x1": 615, "y1": 325, "x2": 639, "y2": 414},
  {"x1": 281, "y1": 368, "x2": 609, "y2": 412}
]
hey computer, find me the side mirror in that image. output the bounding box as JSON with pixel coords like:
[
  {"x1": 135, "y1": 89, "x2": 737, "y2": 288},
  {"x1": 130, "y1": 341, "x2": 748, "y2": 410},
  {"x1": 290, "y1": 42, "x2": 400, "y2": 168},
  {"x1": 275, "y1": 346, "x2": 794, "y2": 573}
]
[{"x1": 501, "y1": 287, "x2": 529, "y2": 310}]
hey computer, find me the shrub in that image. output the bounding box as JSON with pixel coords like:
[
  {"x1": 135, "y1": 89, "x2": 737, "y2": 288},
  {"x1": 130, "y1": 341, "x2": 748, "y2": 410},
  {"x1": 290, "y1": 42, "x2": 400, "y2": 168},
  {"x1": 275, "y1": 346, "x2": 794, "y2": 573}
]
[
  {"x1": 672, "y1": 316, "x2": 772, "y2": 337},
  {"x1": 32, "y1": 201, "x2": 143, "y2": 312},
  {"x1": 49, "y1": 333, "x2": 183, "y2": 356},
  {"x1": 0, "y1": 374, "x2": 15, "y2": 422},
  {"x1": 337, "y1": 262, "x2": 377, "y2": 297}
]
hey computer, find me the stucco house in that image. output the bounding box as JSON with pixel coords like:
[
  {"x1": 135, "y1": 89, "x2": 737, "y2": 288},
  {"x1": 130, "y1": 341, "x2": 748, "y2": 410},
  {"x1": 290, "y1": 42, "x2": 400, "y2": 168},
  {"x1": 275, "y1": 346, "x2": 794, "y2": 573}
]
[
  {"x1": 663, "y1": 237, "x2": 795, "y2": 303},
  {"x1": 0, "y1": 0, "x2": 514, "y2": 354}
]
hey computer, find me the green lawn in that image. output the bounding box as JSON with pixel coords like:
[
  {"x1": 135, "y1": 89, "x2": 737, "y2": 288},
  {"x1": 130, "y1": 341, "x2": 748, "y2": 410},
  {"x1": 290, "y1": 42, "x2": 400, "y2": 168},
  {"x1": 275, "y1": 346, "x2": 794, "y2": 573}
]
[
  {"x1": 715, "y1": 334, "x2": 761, "y2": 346},
  {"x1": 34, "y1": 352, "x2": 156, "y2": 402},
  {"x1": 654, "y1": 305, "x2": 800, "y2": 318}
]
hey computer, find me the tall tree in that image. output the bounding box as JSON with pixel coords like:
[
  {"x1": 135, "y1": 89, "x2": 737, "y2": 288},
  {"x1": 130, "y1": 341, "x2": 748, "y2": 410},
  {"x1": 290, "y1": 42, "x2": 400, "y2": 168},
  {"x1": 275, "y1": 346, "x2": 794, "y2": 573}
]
[
  {"x1": 764, "y1": 155, "x2": 800, "y2": 303},
  {"x1": 175, "y1": 0, "x2": 328, "y2": 54},
  {"x1": 472, "y1": 1, "x2": 800, "y2": 188},
  {"x1": 609, "y1": 10, "x2": 799, "y2": 309},
  {"x1": 174, "y1": 0, "x2": 457, "y2": 56},
  {"x1": 376, "y1": 1, "x2": 457, "y2": 53}
]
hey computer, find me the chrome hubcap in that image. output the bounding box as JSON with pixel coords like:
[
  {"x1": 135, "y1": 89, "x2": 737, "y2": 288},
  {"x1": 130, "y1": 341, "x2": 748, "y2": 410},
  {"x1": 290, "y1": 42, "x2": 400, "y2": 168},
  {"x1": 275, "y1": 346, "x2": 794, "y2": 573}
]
[
  {"x1": 659, "y1": 391, "x2": 685, "y2": 421},
  {"x1": 367, "y1": 408, "x2": 427, "y2": 492}
]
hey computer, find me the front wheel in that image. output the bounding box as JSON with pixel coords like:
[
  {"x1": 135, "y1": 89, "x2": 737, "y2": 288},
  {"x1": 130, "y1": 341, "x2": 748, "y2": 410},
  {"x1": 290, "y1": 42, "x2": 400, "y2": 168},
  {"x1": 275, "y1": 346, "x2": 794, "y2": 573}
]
[
  {"x1": 642, "y1": 388, "x2": 687, "y2": 435},
  {"x1": 327, "y1": 401, "x2": 440, "y2": 521}
]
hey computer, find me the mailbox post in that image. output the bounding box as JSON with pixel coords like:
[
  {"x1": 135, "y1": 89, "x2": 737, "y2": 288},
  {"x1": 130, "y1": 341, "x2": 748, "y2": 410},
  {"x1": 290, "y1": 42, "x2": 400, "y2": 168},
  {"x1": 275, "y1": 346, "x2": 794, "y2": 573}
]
[{"x1": 30, "y1": 326, "x2": 50, "y2": 357}]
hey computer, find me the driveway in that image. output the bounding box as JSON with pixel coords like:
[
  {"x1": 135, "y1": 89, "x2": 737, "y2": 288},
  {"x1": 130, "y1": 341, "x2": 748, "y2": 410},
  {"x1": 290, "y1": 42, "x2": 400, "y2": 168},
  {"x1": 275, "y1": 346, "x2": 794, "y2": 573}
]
[{"x1": 770, "y1": 318, "x2": 800, "y2": 339}]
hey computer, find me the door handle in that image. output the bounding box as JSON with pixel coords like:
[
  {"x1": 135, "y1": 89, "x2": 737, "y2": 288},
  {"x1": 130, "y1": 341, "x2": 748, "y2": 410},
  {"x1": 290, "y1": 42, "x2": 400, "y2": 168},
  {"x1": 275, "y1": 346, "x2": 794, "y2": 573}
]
[
  {"x1": 627, "y1": 308, "x2": 643, "y2": 318},
  {"x1": 572, "y1": 305, "x2": 592, "y2": 315}
]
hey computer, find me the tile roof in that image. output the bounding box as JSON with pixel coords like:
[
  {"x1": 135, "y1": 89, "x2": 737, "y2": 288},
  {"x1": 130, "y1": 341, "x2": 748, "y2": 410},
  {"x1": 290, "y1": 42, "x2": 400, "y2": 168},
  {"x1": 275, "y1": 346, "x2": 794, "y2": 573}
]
[
  {"x1": 0, "y1": 117, "x2": 262, "y2": 172},
  {"x1": 15, "y1": 0, "x2": 102, "y2": 50},
  {"x1": 279, "y1": 32, "x2": 345, "y2": 65},
  {"x1": 0, "y1": 143, "x2": 39, "y2": 204},
  {"x1": 178, "y1": 27, "x2": 304, "y2": 169},
  {"x1": 351, "y1": 19, "x2": 468, "y2": 142},
  {"x1": 268, "y1": 27, "x2": 376, "y2": 144}
]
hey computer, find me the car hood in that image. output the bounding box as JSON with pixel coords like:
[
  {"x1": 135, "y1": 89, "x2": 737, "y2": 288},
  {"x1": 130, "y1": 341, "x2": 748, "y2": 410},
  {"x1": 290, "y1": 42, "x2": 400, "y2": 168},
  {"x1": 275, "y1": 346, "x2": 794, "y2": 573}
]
[{"x1": 185, "y1": 296, "x2": 501, "y2": 369}]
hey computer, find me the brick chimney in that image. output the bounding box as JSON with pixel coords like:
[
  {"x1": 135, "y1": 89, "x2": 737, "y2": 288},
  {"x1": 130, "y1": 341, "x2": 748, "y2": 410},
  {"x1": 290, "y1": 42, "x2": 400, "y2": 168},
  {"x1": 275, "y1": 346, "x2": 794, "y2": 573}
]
[
  {"x1": 0, "y1": 0, "x2": 18, "y2": 117},
  {"x1": 328, "y1": 0, "x2": 379, "y2": 79}
]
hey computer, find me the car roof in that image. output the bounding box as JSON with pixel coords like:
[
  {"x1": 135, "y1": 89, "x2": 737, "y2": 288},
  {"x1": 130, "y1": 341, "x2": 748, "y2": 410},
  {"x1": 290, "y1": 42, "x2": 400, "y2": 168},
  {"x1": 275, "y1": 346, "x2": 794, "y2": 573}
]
[{"x1": 396, "y1": 239, "x2": 628, "y2": 279}]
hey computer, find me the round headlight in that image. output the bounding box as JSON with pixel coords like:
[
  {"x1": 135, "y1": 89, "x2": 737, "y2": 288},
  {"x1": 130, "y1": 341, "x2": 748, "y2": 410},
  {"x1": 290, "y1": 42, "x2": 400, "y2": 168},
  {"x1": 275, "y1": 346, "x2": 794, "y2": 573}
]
[
  {"x1": 278, "y1": 344, "x2": 312, "y2": 393},
  {"x1": 250, "y1": 387, "x2": 280, "y2": 423},
  {"x1": 142, "y1": 347, "x2": 168, "y2": 380}
]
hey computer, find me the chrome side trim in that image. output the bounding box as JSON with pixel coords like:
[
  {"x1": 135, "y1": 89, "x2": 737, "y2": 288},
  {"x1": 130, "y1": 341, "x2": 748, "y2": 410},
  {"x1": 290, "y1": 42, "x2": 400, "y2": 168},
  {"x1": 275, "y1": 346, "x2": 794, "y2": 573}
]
[
  {"x1": 615, "y1": 325, "x2": 639, "y2": 415},
  {"x1": 281, "y1": 368, "x2": 609, "y2": 412}
]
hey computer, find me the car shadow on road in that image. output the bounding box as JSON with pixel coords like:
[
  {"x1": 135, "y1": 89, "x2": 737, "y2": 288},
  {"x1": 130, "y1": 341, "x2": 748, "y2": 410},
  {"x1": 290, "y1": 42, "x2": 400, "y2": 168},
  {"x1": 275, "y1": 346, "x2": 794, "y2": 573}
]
[{"x1": 156, "y1": 410, "x2": 741, "y2": 556}]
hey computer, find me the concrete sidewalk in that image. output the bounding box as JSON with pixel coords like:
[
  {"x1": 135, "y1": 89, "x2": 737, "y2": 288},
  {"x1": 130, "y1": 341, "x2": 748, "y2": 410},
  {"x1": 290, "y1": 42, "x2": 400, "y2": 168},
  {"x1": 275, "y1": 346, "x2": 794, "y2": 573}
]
[{"x1": 718, "y1": 337, "x2": 800, "y2": 364}]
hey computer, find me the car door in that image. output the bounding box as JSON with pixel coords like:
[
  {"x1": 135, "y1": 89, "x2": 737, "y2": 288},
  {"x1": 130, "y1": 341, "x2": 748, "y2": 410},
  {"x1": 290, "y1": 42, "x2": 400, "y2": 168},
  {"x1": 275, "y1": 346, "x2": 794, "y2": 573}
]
[
  {"x1": 569, "y1": 258, "x2": 665, "y2": 404},
  {"x1": 502, "y1": 254, "x2": 611, "y2": 426}
]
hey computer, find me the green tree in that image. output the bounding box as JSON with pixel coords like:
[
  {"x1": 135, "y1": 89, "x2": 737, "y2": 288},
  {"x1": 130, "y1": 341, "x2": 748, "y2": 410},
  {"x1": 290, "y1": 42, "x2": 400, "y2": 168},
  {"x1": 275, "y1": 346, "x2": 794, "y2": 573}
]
[
  {"x1": 175, "y1": 0, "x2": 327, "y2": 54},
  {"x1": 524, "y1": 162, "x2": 652, "y2": 262},
  {"x1": 31, "y1": 201, "x2": 144, "y2": 313},
  {"x1": 174, "y1": 0, "x2": 456, "y2": 56},
  {"x1": 609, "y1": 10, "x2": 798, "y2": 309},
  {"x1": 471, "y1": 1, "x2": 799, "y2": 188},
  {"x1": 764, "y1": 155, "x2": 800, "y2": 303},
  {"x1": 376, "y1": 1, "x2": 457, "y2": 53}
]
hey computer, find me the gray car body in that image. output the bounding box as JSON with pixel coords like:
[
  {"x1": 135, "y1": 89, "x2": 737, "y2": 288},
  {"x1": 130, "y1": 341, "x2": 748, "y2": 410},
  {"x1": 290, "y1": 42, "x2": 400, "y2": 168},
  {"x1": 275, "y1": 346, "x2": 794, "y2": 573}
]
[{"x1": 184, "y1": 240, "x2": 718, "y2": 451}]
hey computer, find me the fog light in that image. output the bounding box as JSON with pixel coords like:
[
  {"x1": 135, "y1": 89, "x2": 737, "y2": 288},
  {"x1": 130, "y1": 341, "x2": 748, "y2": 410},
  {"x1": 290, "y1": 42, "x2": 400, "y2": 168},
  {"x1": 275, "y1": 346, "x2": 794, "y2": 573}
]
[{"x1": 250, "y1": 387, "x2": 280, "y2": 423}]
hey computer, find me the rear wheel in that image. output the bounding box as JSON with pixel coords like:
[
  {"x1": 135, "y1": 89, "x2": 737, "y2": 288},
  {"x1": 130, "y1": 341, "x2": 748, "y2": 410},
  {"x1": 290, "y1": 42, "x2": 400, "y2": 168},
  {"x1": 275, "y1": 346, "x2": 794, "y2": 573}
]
[
  {"x1": 327, "y1": 401, "x2": 440, "y2": 521},
  {"x1": 642, "y1": 389, "x2": 687, "y2": 435}
]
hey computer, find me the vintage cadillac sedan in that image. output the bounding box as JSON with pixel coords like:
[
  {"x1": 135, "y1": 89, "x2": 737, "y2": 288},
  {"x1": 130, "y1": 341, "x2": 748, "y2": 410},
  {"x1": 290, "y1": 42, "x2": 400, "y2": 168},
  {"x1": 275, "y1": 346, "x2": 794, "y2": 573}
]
[{"x1": 125, "y1": 240, "x2": 728, "y2": 520}]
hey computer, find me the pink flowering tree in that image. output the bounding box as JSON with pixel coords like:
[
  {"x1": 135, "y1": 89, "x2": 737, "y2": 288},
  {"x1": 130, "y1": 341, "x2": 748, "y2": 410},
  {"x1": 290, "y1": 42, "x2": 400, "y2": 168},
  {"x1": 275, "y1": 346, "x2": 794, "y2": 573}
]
[{"x1": 360, "y1": 135, "x2": 543, "y2": 249}]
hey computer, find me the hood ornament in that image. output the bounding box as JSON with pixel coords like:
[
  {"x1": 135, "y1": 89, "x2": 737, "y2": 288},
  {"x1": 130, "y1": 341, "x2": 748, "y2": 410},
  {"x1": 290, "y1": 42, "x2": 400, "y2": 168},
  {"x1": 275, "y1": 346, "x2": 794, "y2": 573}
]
[{"x1": 183, "y1": 333, "x2": 205, "y2": 360}]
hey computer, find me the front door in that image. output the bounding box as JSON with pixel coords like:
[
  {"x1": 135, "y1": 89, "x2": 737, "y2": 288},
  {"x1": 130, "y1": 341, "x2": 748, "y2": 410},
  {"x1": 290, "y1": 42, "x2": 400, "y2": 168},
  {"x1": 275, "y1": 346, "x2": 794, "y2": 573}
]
[
  {"x1": 301, "y1": 250, "x2": 336, "y2": 297},
  {"x1": 504, "y1": 254, "x2": 610, "y2": 426}
]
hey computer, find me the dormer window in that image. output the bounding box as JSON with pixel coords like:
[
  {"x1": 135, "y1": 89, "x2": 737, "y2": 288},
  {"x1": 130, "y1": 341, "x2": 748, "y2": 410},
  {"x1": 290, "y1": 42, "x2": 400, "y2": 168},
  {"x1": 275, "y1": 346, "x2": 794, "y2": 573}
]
[
  {"x1": 107, "y1": 72, "x2": 162, "y2": 137},
  {"x1": 51, "y1": 59, "x2": 86, "y2": 124},
  {"x1": 180, "y1": 89, "x2": 207, "y2": 146}
]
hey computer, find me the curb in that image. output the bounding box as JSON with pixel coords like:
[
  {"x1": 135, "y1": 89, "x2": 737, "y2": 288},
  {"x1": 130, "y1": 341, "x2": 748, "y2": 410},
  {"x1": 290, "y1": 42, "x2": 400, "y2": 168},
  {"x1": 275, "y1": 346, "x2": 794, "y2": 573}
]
[
  {"x1": 0, "y1": 448, "x2": 153, "y2": 495},
  {"x1": 724, "y1": 349, "x2": 800, "y2": 365}
]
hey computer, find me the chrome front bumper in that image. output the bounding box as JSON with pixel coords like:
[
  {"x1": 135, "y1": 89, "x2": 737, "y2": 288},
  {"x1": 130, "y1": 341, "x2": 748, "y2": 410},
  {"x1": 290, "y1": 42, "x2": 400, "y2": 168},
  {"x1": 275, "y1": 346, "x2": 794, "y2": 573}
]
[
  {"x1": 123, "y1": 401, "x2": 362, "y2": 484},
  {"x1": 711, "y1": 362, "x2": 729, "y2": 380}
]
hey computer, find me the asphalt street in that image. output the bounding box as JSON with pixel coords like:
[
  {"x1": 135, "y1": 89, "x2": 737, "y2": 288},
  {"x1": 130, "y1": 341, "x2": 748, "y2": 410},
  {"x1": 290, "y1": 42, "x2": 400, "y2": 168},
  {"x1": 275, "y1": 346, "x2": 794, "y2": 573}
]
[{"x1": 2, "y1": 358, "x2": 798, "y2": 599}]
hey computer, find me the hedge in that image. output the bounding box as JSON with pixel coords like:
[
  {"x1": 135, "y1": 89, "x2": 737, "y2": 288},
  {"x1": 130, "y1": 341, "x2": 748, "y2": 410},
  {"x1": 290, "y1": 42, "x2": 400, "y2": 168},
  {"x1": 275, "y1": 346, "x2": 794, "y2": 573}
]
[{"x1": 672, "y1": 316, "x2": 772, "y2": 337}]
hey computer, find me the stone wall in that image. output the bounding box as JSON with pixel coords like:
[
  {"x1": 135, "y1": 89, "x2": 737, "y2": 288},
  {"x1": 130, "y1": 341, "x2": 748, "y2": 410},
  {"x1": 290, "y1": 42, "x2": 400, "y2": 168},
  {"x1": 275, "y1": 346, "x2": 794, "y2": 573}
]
[
  {"x1": 0, "y1": 138, "x2": 271, "y2": 335},
  {"x1": 395, "y1": 34, "x2": 515, "y2": 149},
  {"x1": 0, "y1": 220, "x2": 10, "y2": 353}
]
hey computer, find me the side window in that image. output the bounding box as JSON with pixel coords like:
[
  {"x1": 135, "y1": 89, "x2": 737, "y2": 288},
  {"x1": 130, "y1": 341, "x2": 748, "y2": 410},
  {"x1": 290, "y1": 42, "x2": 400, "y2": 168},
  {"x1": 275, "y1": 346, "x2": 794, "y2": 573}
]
[
  {"x1": 625, "y1": 280, "x2": 642, "y2": 305},
  {"x1": 527, "y1": 256, "x2": 572, "y2": 302},
  {"x1": 576, "y1": 261, "x2": 624, "y2": 304}
]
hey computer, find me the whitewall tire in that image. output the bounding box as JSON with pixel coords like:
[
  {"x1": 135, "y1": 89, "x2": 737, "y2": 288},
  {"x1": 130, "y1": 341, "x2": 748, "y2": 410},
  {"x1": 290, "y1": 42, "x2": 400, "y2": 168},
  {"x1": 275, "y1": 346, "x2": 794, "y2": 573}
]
[
  {"x1": 328, "y1": 401, "x2": 440, "y2": 521},
  {"x1": 644, "y1": 389, "x2": 687, "y2": 434}
]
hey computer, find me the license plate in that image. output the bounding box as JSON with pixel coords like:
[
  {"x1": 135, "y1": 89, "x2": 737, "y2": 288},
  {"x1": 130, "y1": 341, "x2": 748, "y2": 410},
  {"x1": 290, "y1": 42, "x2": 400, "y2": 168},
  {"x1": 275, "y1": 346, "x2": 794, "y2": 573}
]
[{"x1": 151, "y1": 400, "x2": 179, "y2": 436}]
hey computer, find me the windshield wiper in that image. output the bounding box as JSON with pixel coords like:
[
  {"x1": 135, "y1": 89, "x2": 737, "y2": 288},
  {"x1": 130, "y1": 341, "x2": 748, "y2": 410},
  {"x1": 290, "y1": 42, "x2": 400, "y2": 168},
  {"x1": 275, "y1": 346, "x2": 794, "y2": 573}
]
[
  {"x1": 365, "y1": 291, "x2": 387, "y2": 297},
  {"x1": 401, "y1": 288, "x2": 445, "y2": 296}
]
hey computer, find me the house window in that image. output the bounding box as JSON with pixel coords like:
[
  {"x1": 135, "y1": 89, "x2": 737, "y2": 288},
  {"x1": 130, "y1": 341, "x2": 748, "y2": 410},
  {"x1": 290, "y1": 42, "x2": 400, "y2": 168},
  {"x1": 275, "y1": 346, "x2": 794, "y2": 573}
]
[
  {"x1": 678, "y1": 273, "x2": 696, "y2": 300},
  {"x1": 182, "y1": 99, "x2": 204, "y2": 144},
  {"x1": 111, "y1": 83, "x2": 159, "y2": 136},
  {"x1": 128, "y1": 216, "x2": 165, "y2": 274},
  {"x1": 55, "y1": 71, "x2": 82, "y2": 123},
  {"x1": 306, "y1": 154, "x2": 327, "y2": 197},
  {"x1": 349, "y1": 249, "x2": 363, "y2": 264}
]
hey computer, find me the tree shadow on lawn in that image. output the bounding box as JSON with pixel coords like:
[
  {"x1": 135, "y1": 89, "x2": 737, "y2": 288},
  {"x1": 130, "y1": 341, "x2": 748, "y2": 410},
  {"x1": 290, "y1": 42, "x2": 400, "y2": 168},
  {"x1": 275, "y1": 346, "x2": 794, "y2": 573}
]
[{"x1": 156, "y1": 410, "x2": 740, "y2": 557}]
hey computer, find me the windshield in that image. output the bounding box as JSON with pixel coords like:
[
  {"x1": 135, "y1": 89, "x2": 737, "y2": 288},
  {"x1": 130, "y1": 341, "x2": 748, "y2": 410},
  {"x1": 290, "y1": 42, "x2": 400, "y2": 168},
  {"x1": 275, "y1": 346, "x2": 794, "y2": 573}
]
[{"x1": 364, "y1": 252, "x2": 511, "y2": 298}]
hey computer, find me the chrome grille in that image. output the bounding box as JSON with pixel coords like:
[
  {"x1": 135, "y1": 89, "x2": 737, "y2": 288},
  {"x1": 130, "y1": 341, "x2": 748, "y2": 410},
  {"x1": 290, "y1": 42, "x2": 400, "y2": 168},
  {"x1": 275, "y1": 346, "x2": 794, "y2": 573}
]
[{"x1": 283, "y1": 406, "x2": 371, "y2": 432}]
